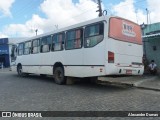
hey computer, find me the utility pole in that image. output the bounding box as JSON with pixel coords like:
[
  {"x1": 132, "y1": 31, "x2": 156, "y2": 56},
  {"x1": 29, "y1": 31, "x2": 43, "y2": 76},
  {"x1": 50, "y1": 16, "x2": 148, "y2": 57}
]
[
  {"x1": 35, "y1": 29, "x2": 38, "y2": 36},
  {"x1": 55, "y1": 25, "x2": 58, "y2": 30},
  {"x1": 135, "y1": 9, "x2": 138, "y2": 24},
  {"x1": 96, "y1": 0, "x2": 103, "y2": 17},
  {"x1": 146, "y1": 8, "x2": 149, "y2": 25}
]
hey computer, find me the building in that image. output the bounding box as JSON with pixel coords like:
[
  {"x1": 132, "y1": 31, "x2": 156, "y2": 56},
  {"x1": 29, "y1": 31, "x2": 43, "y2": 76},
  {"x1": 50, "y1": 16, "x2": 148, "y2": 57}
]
[
  {"x1": 0, "y1": 38, "x2": 26, "y2": 68},
  {"x1": 0, "y1": 38, "x2": 10, "y2": 67},
  {"x1": 142, "y1": 22, "x2": 160, "y2": 73}
]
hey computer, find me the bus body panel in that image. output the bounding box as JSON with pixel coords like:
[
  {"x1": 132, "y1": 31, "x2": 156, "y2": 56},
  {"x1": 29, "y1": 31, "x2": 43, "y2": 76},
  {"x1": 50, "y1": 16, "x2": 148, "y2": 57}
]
[
  {"x1": 107, "y1": 38, "x2": 143, "y2": 64},
  {"x1": 16, "y1": 42, "x2": 106, "y2": 77},
  {"x1": 11, "y1": 16, "x2": 144, "y2": 78},
  {"x1": 105, "y1": 17, "x2": 144, "y2": 75}
]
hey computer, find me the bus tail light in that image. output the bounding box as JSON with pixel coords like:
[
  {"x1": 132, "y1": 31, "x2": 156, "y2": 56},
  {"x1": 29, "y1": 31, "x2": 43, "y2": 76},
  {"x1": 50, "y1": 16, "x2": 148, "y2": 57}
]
[{"x1": 108, "y1": 51, "x2": 114, "y2": 63}]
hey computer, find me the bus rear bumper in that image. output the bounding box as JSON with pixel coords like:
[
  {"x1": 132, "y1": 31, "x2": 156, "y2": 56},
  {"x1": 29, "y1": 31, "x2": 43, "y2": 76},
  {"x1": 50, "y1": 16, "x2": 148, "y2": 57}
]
[{"x1": 106, "y1": 66, "x2": 144, "y2": 75}]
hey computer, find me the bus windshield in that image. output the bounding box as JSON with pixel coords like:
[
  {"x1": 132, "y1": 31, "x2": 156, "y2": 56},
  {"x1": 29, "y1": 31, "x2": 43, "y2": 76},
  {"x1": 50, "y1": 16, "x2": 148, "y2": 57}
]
[{"x1": 109, "y1": 17, "x2": 142, "y2": 45}]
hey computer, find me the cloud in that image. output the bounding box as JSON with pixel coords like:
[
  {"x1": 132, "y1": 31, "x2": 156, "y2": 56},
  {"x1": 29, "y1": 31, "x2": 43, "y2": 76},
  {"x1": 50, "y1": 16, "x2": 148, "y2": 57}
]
[
  {"x1": 3, "y1": 14, "x2": 45, "y2": 37},
  {"x1": 3, "y1": 0, "x2": 160, "y2": 38},
  {"x1": 147, "y1": 0, "x2": 160, "y2": 23},
  {"x1": 0, "y1": 32, "x2": 8, "y2": 38},
  {"x1": 40, "y1": 0, "x2": 98, "y2": 30},
  {"x1": 111, "y1": 0, "x2": 146, "y2": 24},
  {"x1": 0, "y1": 0, "x2": 15, "y2": 17},
  {"x1": 2, "y1": 0, "x2": 98, "y2": 37},
  {"x1": 111, "y1": 0, "x2": 160, "y2": 24},
  {"x1": 112, "y1": 0, "x2": 135, "y2": 20}
]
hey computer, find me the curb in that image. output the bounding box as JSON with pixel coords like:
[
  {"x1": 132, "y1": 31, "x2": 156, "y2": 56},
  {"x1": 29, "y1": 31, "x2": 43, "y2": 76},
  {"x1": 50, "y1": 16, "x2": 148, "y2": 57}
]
[
  {"x1": 135, "y1": 86, "x2": 160, "y2": 91},
  {"x1": 133, "y1": 76, "x2": 160, "y2": 91},
  {"x1": 133, "y1": 76, "x2": 158, "y2": 86}
]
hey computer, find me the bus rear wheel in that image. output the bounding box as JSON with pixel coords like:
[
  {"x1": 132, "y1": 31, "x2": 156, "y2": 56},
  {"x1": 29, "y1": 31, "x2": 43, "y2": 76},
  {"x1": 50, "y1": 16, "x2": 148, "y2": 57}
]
[
  {"x1": 54, "y1": 67, "x2": 66, "y2": 85},
  {"x1": 40, "y1": 74, "x2": 47, "y2": 77}
]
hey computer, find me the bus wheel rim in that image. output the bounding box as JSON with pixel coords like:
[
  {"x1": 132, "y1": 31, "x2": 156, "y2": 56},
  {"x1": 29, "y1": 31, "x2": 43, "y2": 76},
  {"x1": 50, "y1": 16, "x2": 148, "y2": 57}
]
[
  {"x1": 18, "y1": 67, "x2": 22, "y2": 75},
  {"x1": 56, "y1": 70, "x2": 63, "y2": 80}
]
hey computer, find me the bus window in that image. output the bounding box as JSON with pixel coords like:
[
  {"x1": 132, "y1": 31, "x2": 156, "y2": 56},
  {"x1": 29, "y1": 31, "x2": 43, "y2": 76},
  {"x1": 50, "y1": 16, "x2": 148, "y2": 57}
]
[
  {"x1": 32, "y1": 39, "x2": 40, "y2": 54},
  {"x1": 52, "y1": 33, "x2": 64, "y2": 51},
  {"x1": 66, "y1": 28, "x2": 83, "y2": 50},
  {"x1": 24, "y1": 41, "x2": 31, "y2": 55},
  {"x1": 41, "y1": 36, "x2": 52, "y2": 53},
  {"x1": 18, "y1": 43, "x2": 24, "y2": 56},
  {"x1": 84, "y1": 22, "x2": 104, "y2": 48}
]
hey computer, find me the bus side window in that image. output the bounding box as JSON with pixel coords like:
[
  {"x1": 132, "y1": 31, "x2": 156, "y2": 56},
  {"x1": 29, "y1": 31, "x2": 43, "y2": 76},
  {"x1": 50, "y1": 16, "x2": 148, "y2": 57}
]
[
  {"x1": 18, "y1": 43, "x2": 24, "y2": 56},
  {"x1": 84, "y1": 22, "x2": 104, "y2": 48},
  {"x1": 32, "y1": 39, "x2": 40, "y2": 54},
  {"x1": 24, "y1": 41, "x2": 31, "y2": 55},
  {"x1": 52, "y1": 33, "x2": 64, "y2": 51},
  {"x1": 75, "y1": 29, "x2": 82, "y2": 48},
  {"x1": 41, "y1": 36, "x2": 52, "y2": 53},
  {"x1": 66, "y1": 28, "x2": 83, "y2": 50}
]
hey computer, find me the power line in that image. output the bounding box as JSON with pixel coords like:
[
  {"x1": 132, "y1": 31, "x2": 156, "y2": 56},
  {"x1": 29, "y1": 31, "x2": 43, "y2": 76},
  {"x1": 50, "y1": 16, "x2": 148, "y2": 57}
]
[
  {"x1": 1, "y1": 6, "x2": 98, "y2": 37},
  {"x1": 2, "y1": 0, "x2": 149, "y2": 37},
  {"x1": 54, "y1": 6, "x2": 97, "y2": 27},
  {"x1": 111, "y1": 0, "x2": 146, "y2": 9},
  {"x1": 12, "y1": 0, "x2": 43, "y2": 17}
]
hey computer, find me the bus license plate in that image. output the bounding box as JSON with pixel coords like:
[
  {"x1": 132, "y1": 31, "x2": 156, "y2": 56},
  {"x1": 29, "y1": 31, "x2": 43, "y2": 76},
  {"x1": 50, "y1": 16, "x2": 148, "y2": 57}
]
[{"x1": 126, "y1": 70, "x2": 132, "y2": 74}]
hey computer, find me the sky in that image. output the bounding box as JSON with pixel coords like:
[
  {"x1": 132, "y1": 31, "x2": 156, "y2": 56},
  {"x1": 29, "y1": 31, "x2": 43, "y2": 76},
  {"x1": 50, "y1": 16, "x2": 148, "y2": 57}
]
[{"x1": 0, "y1": 0, "x2": 160, "y2": 38}]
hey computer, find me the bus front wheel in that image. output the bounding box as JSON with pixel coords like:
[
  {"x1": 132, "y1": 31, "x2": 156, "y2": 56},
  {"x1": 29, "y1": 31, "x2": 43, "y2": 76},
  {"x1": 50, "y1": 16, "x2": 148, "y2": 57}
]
[
  {"x1": 17, "y1": 65, "x2": 23, "y2": 76},
  {"x1": 54, "y1": 67, "x2": 66, "y2": 85}
]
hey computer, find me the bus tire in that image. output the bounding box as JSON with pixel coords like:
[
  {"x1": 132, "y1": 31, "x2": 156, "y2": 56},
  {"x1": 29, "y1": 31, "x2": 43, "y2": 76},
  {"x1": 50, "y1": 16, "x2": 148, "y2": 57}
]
[
  {"x1": 17, "y1": 65, "x2": 23, "y2": 76},
  {"x1": 40, "y1": 74, "x2": 47, "y2": 77},
  {"x1": 54, "y1": 67, "x2": 66, "y2": 85}
]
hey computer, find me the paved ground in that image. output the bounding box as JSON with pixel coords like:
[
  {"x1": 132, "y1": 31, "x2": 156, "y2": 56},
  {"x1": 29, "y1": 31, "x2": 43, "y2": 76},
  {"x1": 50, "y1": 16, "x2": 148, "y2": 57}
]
[
  {"x1": 136, "y1": 75, "x2": 160, "y2": 91},
  {"x1": 0, "y1": 69, "x2": 160, "y2": 120},
  {"x1": 98, "y1": 75, "x2": 160, "y2": 91}
]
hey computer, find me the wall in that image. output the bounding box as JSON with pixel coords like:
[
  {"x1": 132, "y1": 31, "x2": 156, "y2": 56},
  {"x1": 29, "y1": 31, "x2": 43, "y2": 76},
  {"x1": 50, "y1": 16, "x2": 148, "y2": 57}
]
[
  {"x1": 0, "y1": 38, "x2": 10, "y2": 67},
  {"x1": 143, "y1": 23, "x2": 160, "y2": 73},
  {"x1": 145, "y1": 37, "x2": 160, "y2": 66}
]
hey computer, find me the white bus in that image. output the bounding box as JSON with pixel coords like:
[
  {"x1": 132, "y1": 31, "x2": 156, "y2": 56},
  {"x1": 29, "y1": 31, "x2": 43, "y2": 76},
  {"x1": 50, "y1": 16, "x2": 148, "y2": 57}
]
[{"x1": 11, "y1": 16, "x2": 144, "y2": 84}]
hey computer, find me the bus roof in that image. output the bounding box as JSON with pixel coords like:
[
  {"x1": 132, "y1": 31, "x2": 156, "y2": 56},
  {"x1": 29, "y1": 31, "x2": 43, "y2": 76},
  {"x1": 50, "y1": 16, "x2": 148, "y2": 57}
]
[{"x1": 18, "y1": 15, "x2": 139, "y2": 43}]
